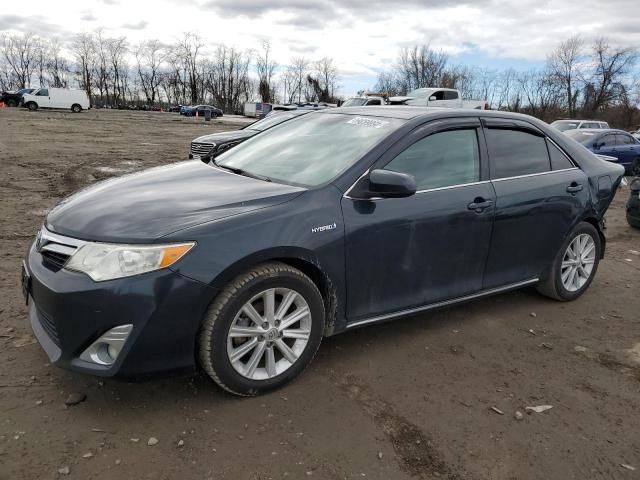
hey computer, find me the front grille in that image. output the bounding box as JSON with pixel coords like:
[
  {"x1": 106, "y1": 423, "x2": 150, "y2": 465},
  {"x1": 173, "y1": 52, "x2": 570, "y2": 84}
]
[
  {"x1": 191, "y1": 142, "x2": 215, "y2": 156},
  {"x1": 42, "y1": 250, "x2": 70, "y2": 271},
  {"x1": 37, "y1": 305, "x2": 60, "y2": 346},
  {"x1": 36, "y1": 228, "x2": 82, "y2": 273}
]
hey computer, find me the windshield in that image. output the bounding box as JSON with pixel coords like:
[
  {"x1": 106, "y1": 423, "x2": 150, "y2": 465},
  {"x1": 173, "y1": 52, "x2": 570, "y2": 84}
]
[
  {"x1": 551, "y1": 120, "x2": 580, "y2": 132},
  {"x1": 342, "y1": 98, "x2": 368, "y2": 107},
  {"x1": 216, "y1": 113, "x2": 404, "y2": 187},
  {"x1": 564, "y1": 130, "x2": 597, "y2": 144},
  {"x1": 248, "y1": 112, "x2": 304, "y2": 132}
]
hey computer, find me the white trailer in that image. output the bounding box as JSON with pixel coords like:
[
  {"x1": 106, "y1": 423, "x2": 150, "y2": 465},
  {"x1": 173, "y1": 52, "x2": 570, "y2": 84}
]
[{"x1": 22, "y1": 88, "x2": 90, "y2": 112}]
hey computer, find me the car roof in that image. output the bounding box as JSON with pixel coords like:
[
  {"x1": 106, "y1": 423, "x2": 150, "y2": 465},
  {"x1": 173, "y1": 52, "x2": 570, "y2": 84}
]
[
  {"x1": 553, "y1": 119, "x2": 606, "y2": 123},
  {"x1": 319, "y1": 106, "x2": 544, "y2": 122},
  {"x1": 573, "y1": 128, "x2": 626, "y2": 134}
]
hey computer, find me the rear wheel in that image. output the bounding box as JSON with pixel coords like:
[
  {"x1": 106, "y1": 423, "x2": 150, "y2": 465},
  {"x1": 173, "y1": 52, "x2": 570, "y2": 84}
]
[
  {"x1": 71, "y1": 103, "x2": 82, "y2": 113},
  {"x1": 26, "y1": 102, "x2": 38, "y2": 111},
  {"x1": 537, "y1": 222, "x2": 601, "y2": 301},
  {"x1": 198, "y1": 262, "x2": 325, "y2": 396}
]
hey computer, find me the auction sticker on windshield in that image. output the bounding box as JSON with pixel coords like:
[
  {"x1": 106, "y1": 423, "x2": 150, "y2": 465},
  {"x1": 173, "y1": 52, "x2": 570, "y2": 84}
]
[{"x1": 346, "y1": 117, "x2": 389, "y2": 129}]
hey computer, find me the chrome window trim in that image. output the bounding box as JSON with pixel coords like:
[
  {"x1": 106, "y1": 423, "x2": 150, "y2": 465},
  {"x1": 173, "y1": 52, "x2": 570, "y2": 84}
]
[
  {"x1": 346, "y1": 278, "x2": 539, "y2": 329},
  {"x1": 491, "y1": 167, "x2": 579, "y2": 183},
  {"x1": 343, "y1": 172, "x2": 489, "y2": 200}
]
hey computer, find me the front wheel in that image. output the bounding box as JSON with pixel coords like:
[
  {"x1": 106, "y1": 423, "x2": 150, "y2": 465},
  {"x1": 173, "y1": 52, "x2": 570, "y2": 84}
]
[
  {"x1": 6, "y1": 99, "x2": 17, "y2": 107},
  {"x1": 537, "y1": 222, "x2": 601, "y2": 301},
  {"x1": 71, "y1": 103, "x2": 82, "y2": 113},
  {"x1": 26, "y1": 102, "x2": 38, "y2": 111},
  {"x1": 198, "y1": 262, "x2": 325, "y2": 396},
  {"x1": 631, "y1": 157, "x2": 640, "y2": 177}
]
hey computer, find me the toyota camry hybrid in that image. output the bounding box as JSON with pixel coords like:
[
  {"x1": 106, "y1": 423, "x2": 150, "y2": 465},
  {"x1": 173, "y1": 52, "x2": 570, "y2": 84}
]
[{"x1": 22, "y1": 107, "x2": 624, "y2": 396}]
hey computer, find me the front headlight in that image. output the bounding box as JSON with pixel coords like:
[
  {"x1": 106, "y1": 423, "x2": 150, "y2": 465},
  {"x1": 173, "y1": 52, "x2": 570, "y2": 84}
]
[{"x1": 65, "y1": 242, "x2": 195, "y2": 281}]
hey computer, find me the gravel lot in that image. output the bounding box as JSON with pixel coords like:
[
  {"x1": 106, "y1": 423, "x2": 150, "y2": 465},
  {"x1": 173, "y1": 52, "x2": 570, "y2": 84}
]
[{"x1": 0, "y1": 108, "x2": 638, "y2": 480}]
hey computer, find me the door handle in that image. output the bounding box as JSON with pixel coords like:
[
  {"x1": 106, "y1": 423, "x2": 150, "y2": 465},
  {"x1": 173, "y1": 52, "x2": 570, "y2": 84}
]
[
  {"x1": 566, "y1": 183, "x2": 583, "y2": 193},
  {"x1": 467, "y1": 198, "x2": 493, "y2": 212}
]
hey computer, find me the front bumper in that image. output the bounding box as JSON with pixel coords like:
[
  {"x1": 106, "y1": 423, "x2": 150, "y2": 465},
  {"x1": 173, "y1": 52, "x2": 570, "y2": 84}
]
[{"x1": 24, "y1": 241, "x2": 216, "y2": 379}]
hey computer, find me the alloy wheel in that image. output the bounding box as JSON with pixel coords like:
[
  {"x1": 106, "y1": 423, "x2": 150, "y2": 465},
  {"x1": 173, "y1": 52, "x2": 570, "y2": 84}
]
[
  {"x1": 226, "y1": 288, "x2": 312, "y2": 380},
  {"x1": 561, "y1": 233, "x2": 596, "y2": 292}
]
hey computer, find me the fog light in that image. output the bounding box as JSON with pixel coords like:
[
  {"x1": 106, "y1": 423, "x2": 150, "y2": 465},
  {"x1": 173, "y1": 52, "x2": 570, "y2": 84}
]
[{"x1": 79, "y1": 325, "x2": 132, "y2": 366}]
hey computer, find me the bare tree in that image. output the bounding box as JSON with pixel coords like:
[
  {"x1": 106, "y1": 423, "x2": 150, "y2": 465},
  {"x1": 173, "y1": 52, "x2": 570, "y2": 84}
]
[
  {"x1": 106, "y1": 37, "x2": 128, "y2": 105},
  {"x1": 71, "y1": 33, "x2": 97, "y2": 99},
  {"x1": 179, "y1": 33, "x2": 203, "y2": 104},
  {"x1": 281, "y1": 56, "x2": 309, "y2": 103},
  {"x1": 307, "y1": 57, "x2": 338, "y2": 102},
  {"x1": 582, "y1": 37, "x2": 638, "y2": 115},
  {"x1": 1, "y1": 32, "x2": 39, "y2": 88},
  {"x1": 255, "y1": 40, "x2": 277, "y2": 103},
  {"x1": 548, "y1": 36, "x2": 583, "y2": 116},
  {"x1": 135, "y1": 40, "x2": 165, "y2": 105}
]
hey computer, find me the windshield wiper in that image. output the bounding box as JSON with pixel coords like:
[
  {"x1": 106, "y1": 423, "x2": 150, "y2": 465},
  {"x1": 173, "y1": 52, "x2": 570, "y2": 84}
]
[{"x1": 211, "y1": 159, "x2": 271, "y2": 182}]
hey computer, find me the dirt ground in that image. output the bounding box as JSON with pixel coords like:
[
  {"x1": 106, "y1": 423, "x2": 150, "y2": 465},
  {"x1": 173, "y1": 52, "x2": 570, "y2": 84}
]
[{"x1": 0, "y1": 108, "x2": 639, "y2": 480}]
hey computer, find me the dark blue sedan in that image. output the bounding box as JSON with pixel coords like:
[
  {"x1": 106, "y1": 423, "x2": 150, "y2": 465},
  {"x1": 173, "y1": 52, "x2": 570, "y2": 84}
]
[{"x1": 565, "y1": 128, "x2": 640, "y2": 175}]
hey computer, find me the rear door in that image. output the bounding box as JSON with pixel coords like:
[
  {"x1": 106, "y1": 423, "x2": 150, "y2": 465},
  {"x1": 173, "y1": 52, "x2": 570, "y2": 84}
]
[
  {"x1": 482, "y1": 118, "x2": 590, "y2": 288},
  {"x1": 615, "y1": 133, "x2": 638, "y2": 169},
  {"x1": 342, "y1": 118, "x2": 495, "y2": 322}
]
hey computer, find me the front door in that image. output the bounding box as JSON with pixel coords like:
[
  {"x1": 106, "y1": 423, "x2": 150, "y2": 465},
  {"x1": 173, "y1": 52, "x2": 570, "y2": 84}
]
[
  {"x1": 342, "y1": 118, "x2": 495, "y2": 322},
  {"x1": 34, "y1": 89, "x2": 50, "y2": 108}
]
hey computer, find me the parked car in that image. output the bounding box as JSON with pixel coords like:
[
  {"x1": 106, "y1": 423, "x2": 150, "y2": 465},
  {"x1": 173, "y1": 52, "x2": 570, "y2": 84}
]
[
  {"x1": 22, "y1": 107, "x2": 623, "y2": 396},
  {"x1": 22, "y1": 88, "x2": 90, "y2": 112},
  {"x1": 627, "y1": 177, "x2": 640, "y2": 228},
  {"x1": 388, "y1": 88, "x2": 488, "y2": 109},
  {"x1": 189, "y1": 110, "x2": 310, "y2": 161},
  {"x1": 551, "y1": 119, "x2": 609, "y2": 131},
  {"x1": 564, "y1": 129, "x2": 640, "y2": 175},
  {"x1": 630, "y1": 129, "x2": 640, "y2": 141},
  {"x1": 1, "y1": 88, "x2": 36, "y2": 107},
  {"x1": 183, "y1": 105, "x2": 223, "y2": 118}
]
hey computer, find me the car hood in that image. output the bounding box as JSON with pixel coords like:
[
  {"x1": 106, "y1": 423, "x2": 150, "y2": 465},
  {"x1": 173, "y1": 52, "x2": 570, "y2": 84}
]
[
  {"x1": 193, "y1": 129, "x2": 257, "y2": 144},
  {"x1": 46, "y1": 161, "x2": 305, "y2": 243}
]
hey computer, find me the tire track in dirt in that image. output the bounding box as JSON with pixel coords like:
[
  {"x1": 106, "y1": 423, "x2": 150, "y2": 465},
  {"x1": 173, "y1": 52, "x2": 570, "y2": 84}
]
[{"x1": 336, "y1": 374, "x2": 468, "y2": 480}]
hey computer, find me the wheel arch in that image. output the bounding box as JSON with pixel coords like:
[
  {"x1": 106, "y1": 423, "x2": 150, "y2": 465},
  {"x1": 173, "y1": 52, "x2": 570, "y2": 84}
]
[
  {"x1": 580, "y1": 215, "x2": 606, "y2": 259},
  {"x1": 208, "y1": 247, "x2": 339, "y2": 335}
]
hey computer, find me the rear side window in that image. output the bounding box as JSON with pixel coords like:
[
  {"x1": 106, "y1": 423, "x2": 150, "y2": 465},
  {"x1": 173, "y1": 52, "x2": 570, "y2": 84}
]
[
  {"x1": 546, "y1": 140, "x2": 574, "y2": 170},
  {"x1": 384, "y1": 129, "x2": 480, "y2": 190},
  {"x1": 486, "y1": 128, "x2": 550, "y2": 179},
  {"x1": 617, "y1": 134, "x2": 635, "y2": 145}
]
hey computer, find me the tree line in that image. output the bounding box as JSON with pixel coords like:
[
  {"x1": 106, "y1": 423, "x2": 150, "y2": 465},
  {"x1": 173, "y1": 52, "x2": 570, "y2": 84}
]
[
  {"x1": 0, "y1": 31, "x2": 340, "y2": 113},
  {"x1": 375, "y1": 38, "x2": 639, "y2": 128}
]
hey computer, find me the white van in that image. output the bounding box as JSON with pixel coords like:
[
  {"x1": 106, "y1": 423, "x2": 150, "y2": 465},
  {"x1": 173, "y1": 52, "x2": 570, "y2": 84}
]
[{"x1": 22, "y1": 88, "x2": 90, "y2": 113}]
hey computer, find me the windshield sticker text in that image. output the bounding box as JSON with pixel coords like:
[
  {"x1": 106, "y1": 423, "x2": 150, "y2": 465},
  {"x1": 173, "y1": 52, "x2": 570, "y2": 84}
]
[{"x1": 346, "y1": 117, "x2": 389, "y2": 129}]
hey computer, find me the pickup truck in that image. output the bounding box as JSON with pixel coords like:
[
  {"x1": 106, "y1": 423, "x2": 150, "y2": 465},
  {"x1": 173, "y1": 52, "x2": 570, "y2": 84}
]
[
  {"x1": 1, "y1": 88, "x2": 35, "y2": 107},
  {"x1": 388, "y1": 88, "x2": 488, "y2": 110}
]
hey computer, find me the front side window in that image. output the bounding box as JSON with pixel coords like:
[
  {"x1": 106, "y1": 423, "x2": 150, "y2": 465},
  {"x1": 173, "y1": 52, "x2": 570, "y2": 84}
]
[
  {"x1": 216, "y1": 113, "x2": 404, "y2": 187},
  {"x1": 36, "y1": 89, "x2": 48, "y2": 96},
  {"x1": 486, "y1": 128, "x2": 550, "y2": 179},
  {"x1": 600, "y1": 134, "x2": 616, "y2": 147},
  {"x1": 444, "y1": 91, "x2": 459, "y2": 100},
  {"x1": 384, "y1": 129, "x2": 480, "y2": 191}
]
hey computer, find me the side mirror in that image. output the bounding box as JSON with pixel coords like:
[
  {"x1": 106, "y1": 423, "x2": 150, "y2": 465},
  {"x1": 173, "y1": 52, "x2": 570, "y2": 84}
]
[
  {"x1": 368, "y1": 169, "x2": 416, "y2": 198},
  {"x1": 428, "y1": 96, "x2": 437, "y2": 101}
]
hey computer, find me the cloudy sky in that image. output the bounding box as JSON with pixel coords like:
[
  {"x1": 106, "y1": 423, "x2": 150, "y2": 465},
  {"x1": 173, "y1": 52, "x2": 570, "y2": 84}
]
[{"x1": 1, "y1": 0, "x2": 639, "y2": 95}]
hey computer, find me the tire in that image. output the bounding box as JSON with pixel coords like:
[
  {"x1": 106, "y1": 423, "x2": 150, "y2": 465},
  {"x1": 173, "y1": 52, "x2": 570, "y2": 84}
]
[
  {"x1": 71, "y1": 104, "x2": 82, "y2": 113},
  {"x1": 198, "y1": 262, "x2": 325, "y2": 396},
  {"x1": 631, "y1": 158, "x2": 640, "y2": 177},
  {"x1": 627, "y1": 213, "x2": 640, "y2": 229},
  {"x1": 6, "y1": 99, "x2": 16, "y2": 107},
  {"x1": 212, "y1": 112, "x2": 218, "y2": 119},
  {"x1": 26, "y1": 102, "x2": 38, "y2": 111},
  {"x1": 537, "y1": 221, "x2": 601, "y2": 301}
]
